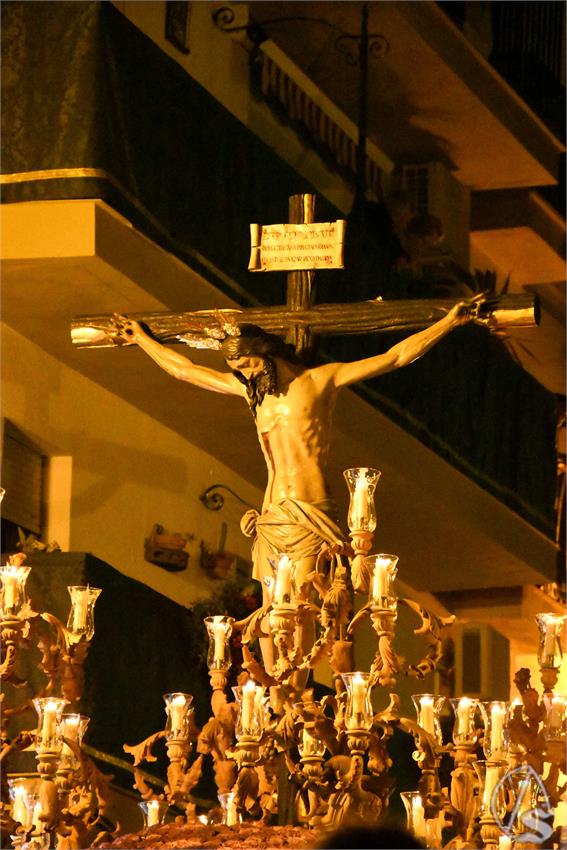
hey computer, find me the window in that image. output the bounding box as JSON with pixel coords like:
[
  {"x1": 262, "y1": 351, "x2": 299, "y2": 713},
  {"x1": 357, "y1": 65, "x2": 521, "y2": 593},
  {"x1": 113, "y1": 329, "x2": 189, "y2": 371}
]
[{"x1": 1, "y1": 423, "x2": 47, "y2": 554}]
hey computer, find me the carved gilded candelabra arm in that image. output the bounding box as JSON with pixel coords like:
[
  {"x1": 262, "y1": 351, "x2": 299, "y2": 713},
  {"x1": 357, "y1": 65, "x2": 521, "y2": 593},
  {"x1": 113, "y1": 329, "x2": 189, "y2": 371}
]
[
  {"x1": 0, "y1": 608, "x2": 35, "y2": 686},
  {"x1": 197, "y1": 702, "x2": 238, "y2": 795},
  {"x1": 399, "y1": 717, "x2": 446, "y2": 819},
  {"x1": 227, "y1": 735, "x2": 264, "y2": 818},
  {"x1": 448, "y1": 742, "x2": 480, "y2": 842},
  {"x1": 39, "y1": 613, "x2": 92, "y2": 703},
  {"x1": 54, "y1": 747, "x2": 115, "y2": 850},
  {"x1": 123, "y1": 730, "x2": 167, "y2": 769},
  {"x1": 510, "y1": 668, "x2": 548, "y2": 776},
  {"x1": 399, "y1": 598, "x2": 456, "y2": 680},
  {"x1": 347, "y1": 601, "x2": 400, "y2": 689},
  {"x1": 124, "y1": 723, "x2": 202, "y2": 819}
]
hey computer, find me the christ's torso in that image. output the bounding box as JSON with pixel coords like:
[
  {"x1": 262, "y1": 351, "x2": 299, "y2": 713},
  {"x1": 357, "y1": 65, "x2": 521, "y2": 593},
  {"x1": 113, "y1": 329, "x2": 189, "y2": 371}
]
[{"x1": 254, "y1": 365, "x2": 336, "y2": 509}]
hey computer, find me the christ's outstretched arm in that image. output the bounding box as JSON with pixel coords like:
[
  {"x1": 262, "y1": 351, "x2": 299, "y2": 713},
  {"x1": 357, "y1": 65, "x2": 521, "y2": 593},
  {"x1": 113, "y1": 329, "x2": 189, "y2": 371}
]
[
  {"x1": 112, "y1": 316, "x2": 245, "y2": 396},
  {"x1": 330, "y1": 299, "x2": 476, "y2": 389}
]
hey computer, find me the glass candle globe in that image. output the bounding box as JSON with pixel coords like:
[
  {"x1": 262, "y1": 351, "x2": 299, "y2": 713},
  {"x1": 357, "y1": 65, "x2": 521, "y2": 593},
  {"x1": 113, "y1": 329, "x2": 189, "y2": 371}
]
[
  {"x1": 163, "y1": 692, "x2": 194, "y2": 740},
  {"x1": 412, "y1": 694, "x2": 445, "y2": 745},
  {"x1": 344, "y1": 467, "x2": 381, "y2": 532},
  {"x1": 367, "y1": 554, "x2": 399, "y2": 608},
  {"x1": 33, "y1": 697, "x2": 68, "y2": 753},
  {"x1": 450, "y1": 697, "x2": 479, "y2": 745},
  {"x1": 66, "y1": 585, "x2": 101, "y2": 640},
  {"x1": 204, "y1": 615, "x2": 234, "y2": 671},
  {"x1": 535, "y1": 613, "x2": 566, "y2": 670},
  {"x1": 341, "y1": 672, "x2": 373, "y2": 731},
  {"x1": 232, "y1": 680, "x2": 266, "y2": 740},
  {"x1": 479, "y1": 701, "x2": 509, "y2": 761},
  {"x1": 0, "y1": 564, "x2": 32, "y2": 618}
]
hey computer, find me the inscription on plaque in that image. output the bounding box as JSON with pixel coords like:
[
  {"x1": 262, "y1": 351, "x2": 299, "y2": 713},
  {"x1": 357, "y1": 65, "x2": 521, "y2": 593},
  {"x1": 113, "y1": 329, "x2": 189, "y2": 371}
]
[{"x1": 249, "y1": 221, "x2": 345, "y2": 272}]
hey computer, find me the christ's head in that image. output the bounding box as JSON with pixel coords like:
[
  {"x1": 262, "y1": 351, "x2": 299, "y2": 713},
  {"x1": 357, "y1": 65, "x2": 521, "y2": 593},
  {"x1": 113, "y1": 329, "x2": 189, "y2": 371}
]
[{"x1": 221, "y1": 325, "x2": 300, "y2": 417}]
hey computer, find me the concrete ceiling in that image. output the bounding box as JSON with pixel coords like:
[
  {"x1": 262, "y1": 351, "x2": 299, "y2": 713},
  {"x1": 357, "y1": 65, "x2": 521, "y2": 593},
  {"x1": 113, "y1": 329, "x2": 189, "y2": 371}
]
[
  {"x1": 251, "y1": 0, "x2": 564, "y2": 189},
  {"x1": 1, "y1": 199, "x2": 558, "y2": 593}
]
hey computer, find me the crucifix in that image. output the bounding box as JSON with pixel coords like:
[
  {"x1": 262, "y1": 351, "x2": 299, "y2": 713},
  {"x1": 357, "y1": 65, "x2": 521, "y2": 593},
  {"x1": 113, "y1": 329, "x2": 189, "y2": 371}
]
[
  {"x1": 71, "y1": 196, "x2": 535, "y2": 354},
  {"x1": 71, "y1": 191, "x2": 536, "y2": 581},
  {"x1": 71, "y1": 194, "x2": 536, "y2": 675}
]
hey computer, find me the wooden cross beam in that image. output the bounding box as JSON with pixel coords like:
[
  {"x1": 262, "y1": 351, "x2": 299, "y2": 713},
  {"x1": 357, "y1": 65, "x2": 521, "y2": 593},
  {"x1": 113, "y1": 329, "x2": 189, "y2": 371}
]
[{"x1": 70, "y1": 195, "x2": 538, "y2": 352}]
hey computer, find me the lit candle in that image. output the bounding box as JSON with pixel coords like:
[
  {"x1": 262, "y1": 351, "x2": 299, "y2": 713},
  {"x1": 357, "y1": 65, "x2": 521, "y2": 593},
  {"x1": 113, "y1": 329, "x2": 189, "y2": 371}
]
[
  {"x1": 226, "y1": 792, "x2": 238, "y2": 827},
  {"x1": 351, "y1": 672, "x2": 366, "y2": 716},
  {"x1": 483, "y1": 764, "x2": 501, "y2": 808},
  {"x1": 371, "y1": 557, "x2": 390, "y2": 601},
  {"x1": 274, "y1": 555, "x2": 292, "y2": 605},
  {"x1": 72, "y1": 592, "x2": 89, "y2": 632},
  {"x1": 169, "y1": 694, "x2": 186, "y2": 736},
  {"x1": 490, "y1": 704, "x2": 506, "y2": 759},
  {"x1": 351, "y1": 475, "x2": 368, "y2": 527},
  {"x1": 419, "y1": 696, "x2": 435, "y2": 736},
  {"x1": 212, "y1": 621, "x2": 226, "y2": 666},
  {"x1": 61, "y1": 713, "x2": 80, "y2": 759},
  {"x1": 412, "y1": 795, "x2": 426, "y2": 840},
  {"x1": 2, "y1": 570, "x2": 19, "y2": 611},
  {"x1": 11, "y1": 785, "x2": 27, "y2": 826},
  {"x1": 543, "y1": 621, "x2": 556, "y2": 659},
  {"x1": 302, "y1": 727, "x2": 318, "y2": 755},
  {"x1": 457, "y1": 697, "x2": 472, "y2": 734},
  {"x1": 241, "y1": 680, "x2": 256, "y2": 731},
  {"x1": 42, "y1": 700, "x2": 58, "y2": 743},
  {"x1": 146, "y1": 799, "x2": 160, "y2": 827}
]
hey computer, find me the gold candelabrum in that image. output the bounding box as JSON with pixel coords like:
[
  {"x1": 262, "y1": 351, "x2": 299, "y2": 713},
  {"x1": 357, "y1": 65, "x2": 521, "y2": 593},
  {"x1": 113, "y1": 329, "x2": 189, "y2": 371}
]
[
  {"x1": 0, "y1": 553, "x2": 108, "y2": 850},
  {"x1": 122, "y1": 468, "x2": 567, "y2": 847},
  {"x1": 4, "y1": 471, "x2": 565, "y2": 849}
]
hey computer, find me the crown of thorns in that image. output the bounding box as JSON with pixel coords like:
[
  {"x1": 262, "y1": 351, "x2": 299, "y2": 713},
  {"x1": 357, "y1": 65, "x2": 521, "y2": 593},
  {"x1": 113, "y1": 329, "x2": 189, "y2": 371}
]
[{"x1": 176, "y1": 310, "x2": 241, "y2": 350}]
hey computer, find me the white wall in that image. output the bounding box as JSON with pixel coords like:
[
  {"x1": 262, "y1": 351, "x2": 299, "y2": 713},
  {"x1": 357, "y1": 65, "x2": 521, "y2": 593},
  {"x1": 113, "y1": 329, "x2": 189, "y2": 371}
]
[{"x1": 1, "y1": 323, "x2": 264, "y2": 607}]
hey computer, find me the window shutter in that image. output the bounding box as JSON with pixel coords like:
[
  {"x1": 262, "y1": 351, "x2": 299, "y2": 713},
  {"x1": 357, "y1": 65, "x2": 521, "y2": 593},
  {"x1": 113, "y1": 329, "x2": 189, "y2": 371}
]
[{"x1": 2, "y1": 432, "x2": 44, "y2": 535}]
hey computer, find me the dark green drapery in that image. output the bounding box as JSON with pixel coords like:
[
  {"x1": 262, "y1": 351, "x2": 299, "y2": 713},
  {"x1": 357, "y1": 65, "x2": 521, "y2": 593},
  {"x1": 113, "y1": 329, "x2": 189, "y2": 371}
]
[{"x1": 1, "y1": 1, "x2": 558, "y2": 536}]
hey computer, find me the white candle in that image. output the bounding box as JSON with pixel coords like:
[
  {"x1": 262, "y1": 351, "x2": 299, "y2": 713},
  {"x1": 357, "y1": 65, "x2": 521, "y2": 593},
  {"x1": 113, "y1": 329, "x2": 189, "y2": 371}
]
[
  {"x1": 169, "y1": 695, "x2": 186, "y2": 736},
  {"x1": 42, "y1": 700, "x2": 58, "y2": 743},
  {"x1": 412, "y1": 795, "x2": 427, "y2": 840},
  {"x1": 213, "y1": 622, "x2": 226, "y2": 665},
  {"x1": 371, "y1": 558, "x2": 390, "y2": 601},
  {"x1": 419, "y1": 696, "x2": 435, "y2": 736},
  {"x1": 457, "y1": 697, "x2": 472, "y2": 734},
  {"x1": 274, "y1": 555, "x2": 292, "y2": 605},
  {"x1": 61, "y1": 714, "x2": 80, "y2": 761},
  {"x1": 72, "y1": 593, "x2": 89, "y2": 632},
  {"x1": 351, "y1": 672, "x2": 366, "y2": 716},
  {"x1": 302, "y1": 727, "x2": 318, "y2": 755},
  {"x1": 483, "y1": 764, "x2": 501, "y2": 808},
  {"x1": 241, "y1": 680, "x2": 256, "y2": 731},
  {"x1": 490, "y1": 704, "x2": 505, "y2": 758},
  {"x1": 3, "y1": 572, "x2": 19, "y2": 611},
  {"x1": 226, "y1": 793, "x2": 238, "y2": 827},
  {"x1": 351, "y1": 475, "x2": 369, "y2": 527},
  {"x1": 11, "y1": 785, "x2": 27, "y2": 826},
  {"x1": 146, "y1": 800, "x2": 160, "y2": 827},
  {"x1": 543, "y1": 623, "x2": 556, "y2": 659}
]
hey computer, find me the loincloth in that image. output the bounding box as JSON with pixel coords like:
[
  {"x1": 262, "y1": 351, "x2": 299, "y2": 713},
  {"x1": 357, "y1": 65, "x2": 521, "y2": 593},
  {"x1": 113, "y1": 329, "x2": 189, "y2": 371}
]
[{"x1": 240, "y1": 498, "x2": 345, "y2": 581}]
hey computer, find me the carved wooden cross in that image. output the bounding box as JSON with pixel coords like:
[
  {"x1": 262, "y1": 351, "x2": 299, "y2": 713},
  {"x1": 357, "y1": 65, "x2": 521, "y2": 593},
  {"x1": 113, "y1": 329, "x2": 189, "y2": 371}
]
[{"x1": 71, "y1": 194, "x2": 537, "y2": 354}]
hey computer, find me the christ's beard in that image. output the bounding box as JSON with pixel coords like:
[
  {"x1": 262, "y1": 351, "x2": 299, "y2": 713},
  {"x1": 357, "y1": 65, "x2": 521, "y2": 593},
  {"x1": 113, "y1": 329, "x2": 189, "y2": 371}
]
[{"x1": 234, "y1": 360, "x2": 278, "y2": 418}]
